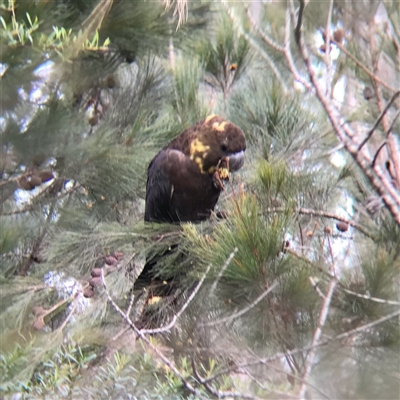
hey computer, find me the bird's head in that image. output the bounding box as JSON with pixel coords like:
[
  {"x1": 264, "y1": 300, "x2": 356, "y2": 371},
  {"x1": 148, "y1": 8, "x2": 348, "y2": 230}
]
[{"x1": 179, "y1": 115, "x2": 246, "y2": 176}]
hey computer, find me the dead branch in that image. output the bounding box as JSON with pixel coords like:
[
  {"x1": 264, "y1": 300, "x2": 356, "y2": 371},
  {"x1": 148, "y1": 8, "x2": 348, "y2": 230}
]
[
  {"x1": 298, "y1": 278, "x2": 337, "y2": 399},
  {"x1": 200, "y1": 281, "x2": 278, "y2": 328},
  {"x1": 292, "y1": 0, "x2": 400, "y2": 223},
  {"x1": 266, "y1": 206, "x2": 372, "y2": 237},
  {"x1": 100, "y1": 269, "x2": 209, "y2": 400},
  {"x1": 358, "y1": 90, "x2": 400, "y2": 151}
]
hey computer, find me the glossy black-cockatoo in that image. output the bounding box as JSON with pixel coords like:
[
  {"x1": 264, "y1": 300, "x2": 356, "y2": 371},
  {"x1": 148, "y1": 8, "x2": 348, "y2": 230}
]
[{"x1": 144, "y1": 115, "x2": 246, "y2": 223}]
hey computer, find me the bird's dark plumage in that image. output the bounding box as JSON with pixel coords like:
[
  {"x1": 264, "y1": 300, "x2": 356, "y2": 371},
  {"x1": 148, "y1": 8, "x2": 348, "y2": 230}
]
[{"x1": 145, "y1": 115, "x2": 246, "y2": 223}]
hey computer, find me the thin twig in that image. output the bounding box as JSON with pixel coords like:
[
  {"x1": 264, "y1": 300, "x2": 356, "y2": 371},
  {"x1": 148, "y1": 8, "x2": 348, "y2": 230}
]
[
  {"x1": 224, "y1": 4, "x2": 289, "y2": 93},
  {"x1": 309, "y1": 277, "x2": 326, "y2": 299},
  {"x1": 324, "y1": 0, "x2": 334, "y2": 97},
  {"x1": 201, "y1": 281, "x2": 278, "y2": 328},
  {"x1": 100, "y1": 270, "x2": 209, "y2": 400},
  {"x1": 202, "y1": 308, "x2": 400, "y2": 387},
  {"x1": 358, "y1": 91, "x2": 400, "y2": 151},
  {"x1": 191, "y1": 351, "x2": 259, "y2": 399},
  {"x1": 284, "y1": 8, "x2": 312, "y2": 91},
  {"x1": 141, "y1": 264, "x2": 211, "y2": 334},
  {"x1": 372, "y1": 141, "x2": 387, "y2": 168},
  {"x1": 55, "y1": 296, "x2": 79, "y2": 333},
  {"x1": 246, "y1": 6, "x2": 284, "y2": 52},
  {"x1": 298, "y1": 278, "x2": 337, "y2": 399},
  {"x1": 333, "y1": 40, "x2": 397, "y2": 93},
  {"x1": 209, "y1": 248, "x2": 237, "y2": 296},
  {"x1": 266, "y1": 206, "x2": 372, "y2": 238},
  {"x1": 293, "y1": 0, "x2": 400, "y2": 223},
  {"x1": 341, "y1": 288, "x2": 400, "y2": 306},
  {"x1": 258, "y1": 360, "x2": 330, "y2": 399}
]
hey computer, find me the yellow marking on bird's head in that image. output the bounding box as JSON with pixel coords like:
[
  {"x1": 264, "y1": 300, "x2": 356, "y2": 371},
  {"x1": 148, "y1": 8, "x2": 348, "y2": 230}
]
[
  {"x1": 190, "y1": 138, "x2": 210, "y2": 172},
  {"x1": 212, "y1": 121, "x2": 228, "y2": 132},
  {"x1": 194, "y1": 156, "x2": 204, "y2": 171},
  {"x1": 190, "y1": 138, "x2": 210, "y2": 157},
  {"x1": 205, "y1": 114, "x2": 217, "y2": 123}
]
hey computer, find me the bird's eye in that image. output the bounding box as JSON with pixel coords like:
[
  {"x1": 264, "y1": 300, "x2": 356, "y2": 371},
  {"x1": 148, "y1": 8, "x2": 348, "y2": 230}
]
[{"x1": 221, "y1": 143, "x2": 228, "y2": 152}]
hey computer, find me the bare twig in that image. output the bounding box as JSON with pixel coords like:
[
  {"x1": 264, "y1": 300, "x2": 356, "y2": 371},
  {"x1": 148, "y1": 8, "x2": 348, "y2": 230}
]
[
  {"x1": 386, "y1": 110, "x2": 400, "y2": 137},
  {"x1": 202, "y1": 308, "x2": 400, "y2": 388},
  {"x1": 141, "y1": 264, "x2": 211, "y2": 334},
  {"x1": 224, "y1": 4, "x2": 289, "y2": 93},
  {"x1": 266, "y1": 206, "x2": 372, "y2": 237},
  {"x1": 299, "y1": 278, "x2": 337, "y2": 399},
  {"x1": 209, "y1": 248, "x2": 237, "y2": 296},
  {"x1": 323, "y1": 0, "x2": 334, "y2": 97},
  {"x1": 257, "y1": 360, "x2": 330, "y2": 399},
  {"x1": 341, "y1": 288, "x2": 400, "y2": 306},
  {"x1": 100, "y1": 270, "x2": 209, "y2": 400},
  {"x1": 372, "y1": 141, "x2": 387, "y2": 168},
  {"x1": 191, "y1": 351, "x2": 259, "y2": 399},
  {"x1": 284, "y1": 9, "x2": 312, "y2": 91},
  {"x1": 55, "y1": 296, "x2": 79, "y2": 333},
  {"x1": 309, "y1": 277, "x2": 326, "y2": 299},
  {"x1": 358, "y1": 90, "x2": 400, "y2": 151},
  {"x1": 246, "y1": 6, "x2": 284, "y2": 52},
  {"x1": 385, "y1": 111, "x2": 400, "y2": 186},
  {"x1": 200, "y1": 281, "x2": 278, "y2": 328},
  {"x1": 333, "y1": 40, "x2": 397, "y2": 93},
  {"x1": 292, "y1": 0, "x2": 400, "y2": 223}
]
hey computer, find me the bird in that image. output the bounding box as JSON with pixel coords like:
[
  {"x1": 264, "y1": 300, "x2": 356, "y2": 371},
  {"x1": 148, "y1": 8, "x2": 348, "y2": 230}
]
[{"x1": 144, "y1": 115, "x2": 246, "y2": 223}]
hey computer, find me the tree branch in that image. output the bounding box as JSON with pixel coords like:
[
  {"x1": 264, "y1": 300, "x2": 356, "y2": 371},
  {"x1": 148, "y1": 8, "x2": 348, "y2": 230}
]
[
  {"x1": 358, "y1": 90, "x2": 400, "y2": 151},
  {"x1": 298, "y1": 278, "x2": 337, "y2": 399}
]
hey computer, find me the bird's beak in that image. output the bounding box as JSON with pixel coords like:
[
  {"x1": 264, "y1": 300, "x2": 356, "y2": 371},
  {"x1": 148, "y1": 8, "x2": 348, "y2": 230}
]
[{"x1": 228, "y1": 150, "x2": 245, "y2": 172}]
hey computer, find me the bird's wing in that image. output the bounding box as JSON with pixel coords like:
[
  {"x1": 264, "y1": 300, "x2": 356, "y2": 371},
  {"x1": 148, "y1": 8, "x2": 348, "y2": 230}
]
[{"x1": 145, "y1": 148, "x2": 197, "y2": 222}]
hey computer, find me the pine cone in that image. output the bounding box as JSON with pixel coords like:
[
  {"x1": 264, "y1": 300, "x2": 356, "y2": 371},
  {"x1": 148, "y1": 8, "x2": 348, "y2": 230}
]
[
  {"x1": 91, "y1": 268, "x2": 102, "y2": 277},
  {"x1": 39, "y1": 170, "x2": 54, "y2": 183},
  {"x1": 32, "y1": 317, "x2": 46, "y2": 330},
  {"x1": 18, "y1": 176, "x2": 35, "y2": 190},
  {"x1": 105, "y1": 76, "x2": 116, "y2": 88},
  {"x1": 83, "y1": 287, "x2": 95, "y2": 298},
  {"x1": 89, "y1": 115, "x2": 99, "y2": 126},
  {"x1": 104, "y1": 255, "x2": 118, "y2": 266},
  {"x1": 363, "y1": 87, "x2": 374, "y2": 100},
  {"x1": 336, "y1": 222, "x2": 349, "y2": 232},
  {"x1": 89, "y1": 277, "x2": 102, "y2": 287},
  {"x1": 32, "y1": 306, "x2": 46, "y2": 316},
  {"x1": 333, "y1": 29, "x2": 344, "y2": 43},
  {"x1": 29, "y1": 174, "x2": 42, "y2": 187},
  {"x1": 113, "y1": 251, "x2": 124, "y2": 260}
]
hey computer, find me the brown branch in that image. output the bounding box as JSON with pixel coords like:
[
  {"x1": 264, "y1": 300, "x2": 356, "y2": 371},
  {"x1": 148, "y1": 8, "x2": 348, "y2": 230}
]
[
  {"x1": 333, "y1": 40, "x2": 397, "y2": 93},
  {"x1": 246, "y1": 7, "x2": 284, "y2": 52},
  {"x1": 209, "y1": 248, "x2": 237, "y2": 296},
  {"x1": 191, "y1": 351, "x2": 259, "y2": 400},
  {"x1": 358, "y1": 91, "x2": 400, "y2": 151},
  {"x1": 386, "y1": 118, "x2": 400, "y2": 187},
  {"x1": 372, "y1": 141, "x2": 387, "y2": 168},
  {"x1": 200, "y1": 281, "x2": 278, "y2": 328},
  {"x1": 283, "y1": 10, "x2": 312, "y2": 91},
  {"x1": 292, "y1": 0, "x2": 400, "y2": 223},
  {"x1": 298, "y1": 278, "x2": 337, "y2": 399},
  {"x1": 294, "y1": 0, "x2": 306, "y2": 45},
  {"x1": 341, "y1": 287, "x2": 400, "y2": 306},
  {"x1": 202, "y1": 307, "x2": 400, "y2": 392},
  {"x1": 323, "y1": 0, "x2": 334, "y2": 97},
  {"x1": 266, "y1": 206, "x2": 372, "y2": 237},
  {"x1": 100, "y1": 270, "x2": 209, "y2": 400}
]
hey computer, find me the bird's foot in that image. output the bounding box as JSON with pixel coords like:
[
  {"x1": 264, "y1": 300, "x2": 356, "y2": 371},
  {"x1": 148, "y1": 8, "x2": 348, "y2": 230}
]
[{"x1": 213, "y1": 171, "x2": 225, "y2": 190}]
